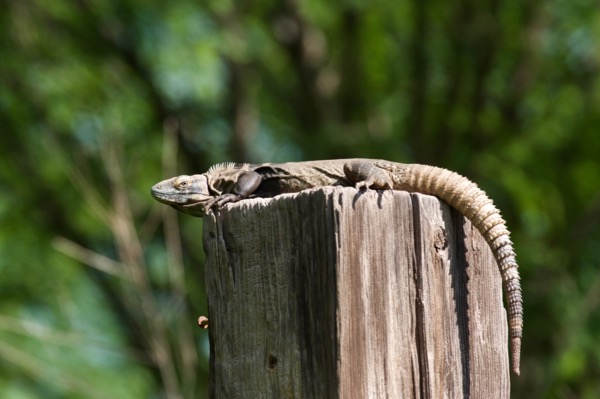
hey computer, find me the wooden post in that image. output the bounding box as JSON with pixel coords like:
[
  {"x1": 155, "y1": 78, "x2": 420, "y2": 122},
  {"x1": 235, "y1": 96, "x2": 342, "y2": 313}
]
[{"x1": 202, "y1": 187, "x2": 510, "y2": 398}]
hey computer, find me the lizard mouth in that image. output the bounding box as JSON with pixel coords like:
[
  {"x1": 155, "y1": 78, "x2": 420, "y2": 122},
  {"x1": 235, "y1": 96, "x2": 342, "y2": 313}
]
[{"x1": 175, "y1": 193, "x2": 212, "y2": 208}]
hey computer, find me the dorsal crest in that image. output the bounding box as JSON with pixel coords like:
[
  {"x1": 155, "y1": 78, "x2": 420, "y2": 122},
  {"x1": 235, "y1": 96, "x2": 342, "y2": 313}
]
[{"x1": 208, "y1": 162, "x2": 248, "y2": 173}]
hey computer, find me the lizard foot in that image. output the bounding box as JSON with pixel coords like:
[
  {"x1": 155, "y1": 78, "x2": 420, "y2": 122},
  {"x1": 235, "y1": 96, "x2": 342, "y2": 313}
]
[
  {"x1": 345, "y1": 161, "x2": 393, "y2": 190},
  {"x1": 355, "y1": 177, "x2": 393, "y2": 191},
  {"x1": 204, "y1": 193, "x2": 244, "y2": 213}
]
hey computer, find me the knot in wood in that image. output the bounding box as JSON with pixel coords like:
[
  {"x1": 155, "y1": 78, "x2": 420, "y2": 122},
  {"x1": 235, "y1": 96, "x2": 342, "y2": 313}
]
[
  {"x1": 434, "y1": 227, "x2": 448, "y2": 250},
  {"x1": 267, "y1": 353, "x2": 278, "y2": 370}
]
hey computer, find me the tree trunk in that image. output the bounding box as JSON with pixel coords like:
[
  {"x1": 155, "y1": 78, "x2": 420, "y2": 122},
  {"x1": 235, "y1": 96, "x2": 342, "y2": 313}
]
[{"x1": 202, "y1": 187, "x2": 510, "y2": 398}]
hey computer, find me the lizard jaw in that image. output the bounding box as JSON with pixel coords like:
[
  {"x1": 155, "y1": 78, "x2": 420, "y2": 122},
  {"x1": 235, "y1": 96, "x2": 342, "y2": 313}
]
[
  {"x1": 182, "y1": 201, "x2": 204, "y2": 208},
  {"x1": 176, "y1": 201, "x2": 210, "y2": 216}
]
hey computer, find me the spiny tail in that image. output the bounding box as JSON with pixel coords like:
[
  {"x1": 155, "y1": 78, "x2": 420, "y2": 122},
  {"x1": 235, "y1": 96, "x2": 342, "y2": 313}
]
[{"x1": 400, "y1": 164, "x2": 523, "y2": 375}]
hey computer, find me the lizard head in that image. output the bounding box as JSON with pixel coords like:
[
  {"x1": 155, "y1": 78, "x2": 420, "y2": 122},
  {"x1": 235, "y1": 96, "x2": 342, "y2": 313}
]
[{"x1": 151, "y1": 174, "x2": 212, "y2": 217}]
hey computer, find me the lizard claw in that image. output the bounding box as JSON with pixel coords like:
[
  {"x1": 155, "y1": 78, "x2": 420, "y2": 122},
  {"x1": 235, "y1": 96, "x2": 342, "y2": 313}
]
[
  {"x1": 355, "y1": 181, "x2": 371, "y2": 190},
  {"x1": 204, "y1": 194, "x2": 243, "y2": 213},
  {"x1": 355, "y1": 178, "x2": 393, "y2": 191},
  {"x1": 203, "y1": 198, "x2": 218, "y2": 213},
  {"x1": 215, "y1": 193, "x2": 243, "y2": 207}
]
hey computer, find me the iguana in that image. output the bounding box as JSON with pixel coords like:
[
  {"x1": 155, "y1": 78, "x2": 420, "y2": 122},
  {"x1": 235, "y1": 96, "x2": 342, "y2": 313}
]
[{"x1": 151, "y1": 159, "x2": 523, "y2": 375}]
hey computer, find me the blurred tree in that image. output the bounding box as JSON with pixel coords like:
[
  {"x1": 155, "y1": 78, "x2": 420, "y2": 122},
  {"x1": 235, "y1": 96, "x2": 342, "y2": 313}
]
[{"x1": 0, "y1": 0, "x2": 599, "y2": 398}]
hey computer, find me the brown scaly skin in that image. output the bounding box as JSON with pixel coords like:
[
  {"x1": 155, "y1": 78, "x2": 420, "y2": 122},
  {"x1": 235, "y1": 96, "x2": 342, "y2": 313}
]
[{"x1": 151, "y1": 159, "x2": 522, "y2": 375}]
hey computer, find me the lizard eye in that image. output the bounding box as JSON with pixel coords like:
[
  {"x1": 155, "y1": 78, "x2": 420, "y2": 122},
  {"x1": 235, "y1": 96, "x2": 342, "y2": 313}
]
[{"x1": 175, "y1": 176, "x2": 190, "y2": 189}]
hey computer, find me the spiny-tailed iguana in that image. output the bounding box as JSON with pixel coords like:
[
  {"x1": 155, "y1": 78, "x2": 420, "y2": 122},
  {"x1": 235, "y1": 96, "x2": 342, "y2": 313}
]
[{"x1": 151, "y1": 159, "x2": 522, "y2": 375}]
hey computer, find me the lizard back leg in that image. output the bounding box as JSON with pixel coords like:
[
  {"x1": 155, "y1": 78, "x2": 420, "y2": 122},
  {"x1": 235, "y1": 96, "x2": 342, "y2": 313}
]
[{"x1": 344, "y1": 161, "x2": 393, "y2": 190}]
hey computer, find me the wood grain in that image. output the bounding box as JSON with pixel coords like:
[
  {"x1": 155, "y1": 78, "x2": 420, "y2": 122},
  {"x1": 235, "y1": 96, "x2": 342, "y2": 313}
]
[{"x1": 202, "y1": 187, "x2": 510, "y2": 398}]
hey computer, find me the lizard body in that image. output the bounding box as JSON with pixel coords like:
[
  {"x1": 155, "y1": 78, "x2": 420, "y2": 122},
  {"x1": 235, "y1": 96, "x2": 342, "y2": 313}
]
[{"x1": 151, "y1": 158, "x2": 522, "y2": 375}]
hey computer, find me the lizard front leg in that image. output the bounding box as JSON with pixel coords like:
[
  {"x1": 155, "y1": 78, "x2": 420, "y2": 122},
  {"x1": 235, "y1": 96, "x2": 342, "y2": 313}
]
[
  {"x1": 204, "y1": 170, "x2": 263, "y2": 212},
  {"x1": 344, "y1": 161, "x2": 393, "y2": 190}
]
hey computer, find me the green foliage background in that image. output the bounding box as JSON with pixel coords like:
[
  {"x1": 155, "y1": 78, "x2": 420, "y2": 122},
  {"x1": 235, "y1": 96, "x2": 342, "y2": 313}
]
[{"x1": 1, "y1": 0, "x2": 599, "y2": 397}]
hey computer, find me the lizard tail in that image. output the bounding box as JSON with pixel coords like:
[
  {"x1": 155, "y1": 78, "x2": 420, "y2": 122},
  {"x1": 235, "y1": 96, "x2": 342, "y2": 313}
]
[{"x1": 399, "y1": 163, "x2": 522, "y2": 375}]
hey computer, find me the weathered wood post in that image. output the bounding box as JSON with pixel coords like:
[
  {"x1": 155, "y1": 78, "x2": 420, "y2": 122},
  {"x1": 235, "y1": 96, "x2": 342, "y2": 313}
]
[{"x1": 202, "y1": 187, "x2": 510, "y2": 398}]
